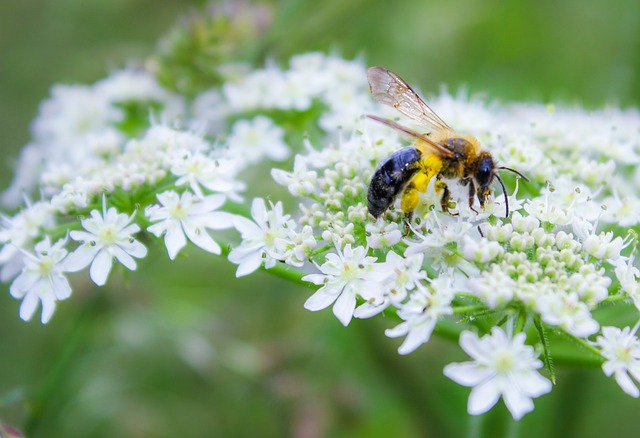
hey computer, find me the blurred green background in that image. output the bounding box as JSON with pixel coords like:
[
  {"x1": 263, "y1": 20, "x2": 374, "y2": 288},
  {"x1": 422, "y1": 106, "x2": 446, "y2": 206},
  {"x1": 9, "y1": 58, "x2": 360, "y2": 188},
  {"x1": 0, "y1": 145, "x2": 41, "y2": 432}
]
[{"x1": 1, "y1": 0, "x2": 639, "y2": 436}]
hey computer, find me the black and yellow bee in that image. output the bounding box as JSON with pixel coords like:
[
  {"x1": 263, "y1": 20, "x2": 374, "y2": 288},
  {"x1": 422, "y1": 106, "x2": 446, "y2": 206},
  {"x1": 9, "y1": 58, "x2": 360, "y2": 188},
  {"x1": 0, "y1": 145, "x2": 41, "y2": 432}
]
[{"x1": 366, "y1": 66, "x2": 526, "y2": 220}]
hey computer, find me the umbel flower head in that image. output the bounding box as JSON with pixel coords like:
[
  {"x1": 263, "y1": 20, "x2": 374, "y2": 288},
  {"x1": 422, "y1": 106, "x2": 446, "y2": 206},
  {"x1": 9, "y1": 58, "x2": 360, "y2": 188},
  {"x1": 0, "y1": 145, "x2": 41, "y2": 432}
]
[{"x1": 1, "y1": 47, "x2": 640, "y2": 422}]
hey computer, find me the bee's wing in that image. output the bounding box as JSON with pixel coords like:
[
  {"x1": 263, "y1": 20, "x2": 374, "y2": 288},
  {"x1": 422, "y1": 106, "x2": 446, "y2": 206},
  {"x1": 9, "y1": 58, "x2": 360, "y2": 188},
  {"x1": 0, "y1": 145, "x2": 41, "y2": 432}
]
[
  {"x1": 367, "y1": 66, "x2": 451, "y2": 135},
  {"x1": 366, "y1": 115, "x2": 454, "y2": 159}
]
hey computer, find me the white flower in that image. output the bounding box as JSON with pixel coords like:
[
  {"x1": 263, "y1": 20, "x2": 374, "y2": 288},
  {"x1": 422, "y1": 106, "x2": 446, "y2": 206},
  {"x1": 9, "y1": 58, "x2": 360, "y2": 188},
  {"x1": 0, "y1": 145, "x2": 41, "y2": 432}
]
[
  {"x1": 461, "y1": 235, "x2": 504, "y2": 264},
  {"x1": 94, "y1": 68, "x2": 179, "y2": 105},
  {"x1": 537, "y1": 292, "x2": 600, "y2": 337},
  {"x1": 469, "y1": 265, "x2": 516, "y2": 308},
  {"x1": 385, "y1": 277, "x2": 454, "y2": 354},
  {"x1": 615, "y1": 258, "x2": 640, "y2": 310},
  {"x1": 227, "y1": 116, "x2": 289, "y2": 164},
  {"x1": 171, "y1": 152, "x2": 246, "y2": 202},
  {"x1": 365, "y1": 220, "x2": 402, "y2": 249},
  {"x1": 271, "y1": 155, "x2": 318, "y2": 197},
  {"x1": 9, "y1": 237, "x2": 72, "y2": 323},
  {"x1": 523, "y1": 197, "x2": 573, "y2": 226},
  {"x1": 444, "y1": 327, "x2": 552, "y2": 420},
  {"x1": 303, "y1": 244, "x2": 386, "y2": 326},
  {"x1": 355, "y1": 251, "x2": 427, "y2": 318},
  {"x1": 582, "y1": 231, "x2": 625, "y2": 263},
  {"x1": 0, "y1": 201, "x2": 55, "y2": 282},
  {"x1": 146, "y1": 191, "x2": 235, "y2": 260},
  {"x1": 405, "y1": 219, "x2": 474, "y2": 256},
  {"x1": 596, "y1": 324, "x2": 640, "y2": 397},
  {"x1": 65, "y1": 205, "x2": 147, "y2": 286},
  {"x1": 274, "y1": 224, "x2": 317, "y2": 268},
  {"x1": 228, "y1": 198, "x2": 293, "y2": 277},
  {"x1": 31, "y1": 83, "x2": 122, "y2": 145}
]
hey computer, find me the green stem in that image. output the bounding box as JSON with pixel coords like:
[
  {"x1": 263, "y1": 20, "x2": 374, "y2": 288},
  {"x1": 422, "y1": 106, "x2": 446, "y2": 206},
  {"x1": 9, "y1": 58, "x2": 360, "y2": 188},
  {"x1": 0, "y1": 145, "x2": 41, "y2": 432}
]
[
  {"x1": 262, "y1": 262, "x2": 307, "y2": 286},
  {"x1": 453, "y1": 305, "x2": 488, "y2": 315},
  {"x1": 602, "y1": 293, "x2": 630, "y2": 304},
  {"x1": 23, "y1": 293, "x2": 106, "y2": 436}
]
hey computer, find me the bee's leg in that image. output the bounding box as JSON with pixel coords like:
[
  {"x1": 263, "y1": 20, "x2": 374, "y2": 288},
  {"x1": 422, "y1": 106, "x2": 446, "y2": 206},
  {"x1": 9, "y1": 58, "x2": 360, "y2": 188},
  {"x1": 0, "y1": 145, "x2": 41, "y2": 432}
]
[
  {"x1": 402, "y1": 211, "x2": 413, "y2": 235},
  {"x1": 467, "y1": 180, "x2": 479, "y2": 214},
  {"x1": 436, "y1": 181, "x2": 458, "y2": 216}
]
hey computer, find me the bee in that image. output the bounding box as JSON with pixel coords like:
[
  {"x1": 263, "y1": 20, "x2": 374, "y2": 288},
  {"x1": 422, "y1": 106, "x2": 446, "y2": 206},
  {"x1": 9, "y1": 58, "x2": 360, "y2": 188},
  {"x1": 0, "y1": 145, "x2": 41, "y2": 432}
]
[{"x1": 366, "y1": 66, "x2": 527, "y2": 220}]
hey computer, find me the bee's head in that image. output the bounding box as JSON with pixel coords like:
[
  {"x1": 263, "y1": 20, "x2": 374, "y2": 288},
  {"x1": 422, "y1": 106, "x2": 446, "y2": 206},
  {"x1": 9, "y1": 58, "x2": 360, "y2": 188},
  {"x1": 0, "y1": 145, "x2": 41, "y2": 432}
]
[{"x1": 474, "y1": 152, "x2": 496, "y2": 207}]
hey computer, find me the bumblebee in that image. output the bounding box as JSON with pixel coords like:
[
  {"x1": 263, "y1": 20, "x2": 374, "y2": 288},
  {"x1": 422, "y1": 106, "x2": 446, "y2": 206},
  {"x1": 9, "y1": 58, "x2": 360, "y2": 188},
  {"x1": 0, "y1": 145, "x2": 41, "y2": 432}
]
[{"x1": 366, "y1": 66, "x2": 526, "y2": 219}]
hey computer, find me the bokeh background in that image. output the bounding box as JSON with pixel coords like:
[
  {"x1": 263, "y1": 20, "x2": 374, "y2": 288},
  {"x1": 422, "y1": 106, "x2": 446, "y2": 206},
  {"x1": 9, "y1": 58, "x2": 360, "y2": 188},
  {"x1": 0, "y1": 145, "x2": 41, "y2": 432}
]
[{"x1": 1, "y1": 0, "x2": 639, "y2": 436}]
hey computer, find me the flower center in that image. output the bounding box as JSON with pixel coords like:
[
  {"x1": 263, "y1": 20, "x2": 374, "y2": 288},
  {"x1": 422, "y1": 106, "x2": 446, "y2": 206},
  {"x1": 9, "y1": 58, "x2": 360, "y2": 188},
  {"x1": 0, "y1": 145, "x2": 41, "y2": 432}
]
[
  {"x1": 493, "y1": 350, "x2": 515, "y2": 374},
  {"x1": 38, "y1": 256, "x2": 54, "y2": 277},
  {"x1": 615, "y1": 345, "x2": 633, "y2": 363},
  {"x1": 340, "y1": 261, "x2": 359, "y2": 282},
  {"x1": 98, "y1": 224, "x2": 119, "y2": 245},
  {"x1": 169, "y1": 201, "x2": 188, "y2": 220}
]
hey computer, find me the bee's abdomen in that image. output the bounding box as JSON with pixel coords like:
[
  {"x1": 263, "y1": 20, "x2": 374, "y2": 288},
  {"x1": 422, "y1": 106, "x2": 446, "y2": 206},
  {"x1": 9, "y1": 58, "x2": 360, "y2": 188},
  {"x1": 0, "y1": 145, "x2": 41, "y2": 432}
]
[{"x1": 368, "y1": 147, "x2": 422, "y2": 218}]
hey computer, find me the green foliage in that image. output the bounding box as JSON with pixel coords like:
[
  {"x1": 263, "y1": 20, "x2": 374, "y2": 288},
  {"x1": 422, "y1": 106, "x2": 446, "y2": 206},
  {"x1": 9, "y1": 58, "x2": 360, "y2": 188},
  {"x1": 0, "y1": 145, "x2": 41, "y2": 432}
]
[{"x1": 0, "y1": 0, "x2": 639, "y2": 437}]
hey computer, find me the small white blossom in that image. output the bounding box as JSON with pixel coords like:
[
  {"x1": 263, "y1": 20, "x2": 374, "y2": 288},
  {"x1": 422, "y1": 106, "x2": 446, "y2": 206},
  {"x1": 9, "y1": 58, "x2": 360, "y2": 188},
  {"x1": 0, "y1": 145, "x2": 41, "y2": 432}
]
[
  {"x1": 227, "y1": 116, "x2": 289, "y2": 164},
  {"x1": 461, "y1": 235, "x2": 504, "y2": 264},
  {"x1": 274, "y1": 224, "x2": 317, "y2": 267},
  {"x1": 596, "y1": 324, "x2": 640, "y2": 397},
  {"x1": 146, "y1": 191, "x2": 235, "y2": 260},
  {"x1": 537, "y1": 292, "x2": 599, "y2": 337},
  {"x1": 9, "y1": 237, "x2": 72, "y2": 323},
  {"x1": 615, "y1": 258, "x2": 640, "y2": 310},
  {"x1": 303, "y1": 244, "x2": 386, "y2": 326},
  {"x1": 524, "y1": 197, "x2": 573, "y2": 226},
  {"x1": 171, "y1": 152, "x2": 246, "y2": 202},
  {"x1": 582, "y1": 231, "x2": 625, "y2": 263},
  {"x1": 0, "y1": 201, "x2": 55, "y2": 281},
  {"x1": 228, "y1": 198, "x2": 293, "y2": 277},
  {"x1": 355, "y1": 251, "x2": 428, "y2": 318},
  {"x1": 271, "y1": 155, "x2": 318, "y2": 197},
  {"x1": 444, "y1": 327, "x2": 552, "y2": 420},
  {"x1": 365, "y1": 220, "x2": 402, "y2": 249},
  {"x1": 385, "y1": 277, "x2": 454, "y2": 354},
  {"x1": 470, "y1": 265, "x2": 516, "y2": 308},
  {"x1": 65, "y1": 205, "x2": 147, "y2": 286}
]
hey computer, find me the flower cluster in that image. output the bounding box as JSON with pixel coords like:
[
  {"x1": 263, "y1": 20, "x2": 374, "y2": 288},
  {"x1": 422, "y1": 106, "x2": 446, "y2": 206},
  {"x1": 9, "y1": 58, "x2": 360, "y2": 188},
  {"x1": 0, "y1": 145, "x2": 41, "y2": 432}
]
[
  {"x1": 259, "y1": 64, "x2": 640, "y2": 419},
  {"x1": 2, "y1": 47, "x2": 640, "y2": 421}
]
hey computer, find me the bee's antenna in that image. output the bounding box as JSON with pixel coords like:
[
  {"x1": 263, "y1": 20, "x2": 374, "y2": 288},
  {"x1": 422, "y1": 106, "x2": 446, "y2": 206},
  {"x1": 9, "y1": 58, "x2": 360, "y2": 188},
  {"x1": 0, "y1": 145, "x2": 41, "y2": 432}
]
[
  {"x1": 498, "y1": 166, "x2": 530, "y2": 182},
  {"x1": 495, "y1": 173, "x2": 509, "y2": 218}
]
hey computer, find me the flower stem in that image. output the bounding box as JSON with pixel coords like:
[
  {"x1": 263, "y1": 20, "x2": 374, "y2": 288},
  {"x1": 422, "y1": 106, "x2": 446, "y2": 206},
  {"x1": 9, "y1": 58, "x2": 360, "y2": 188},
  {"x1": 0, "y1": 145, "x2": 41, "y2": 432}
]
[{"x1": 23, "y1": 293, "x2": 106, "y2": 436}]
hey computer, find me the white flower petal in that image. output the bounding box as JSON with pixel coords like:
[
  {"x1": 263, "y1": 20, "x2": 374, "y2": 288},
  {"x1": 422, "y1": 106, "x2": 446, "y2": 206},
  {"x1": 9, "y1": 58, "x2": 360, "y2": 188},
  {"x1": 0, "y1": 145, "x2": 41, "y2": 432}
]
[
  {"x1": 502, "y1": 382, "x2": 535, "y2": 420},
  {"x1": 250, "y1": 198, "x2": 268, "y2": 227},
  {"x1": 51, "y1": 274, "x2": 72, "y2": 300},
  {"x1": 164, "y1": 221, "x2": 187, "y2": 259},
  {"x1": 195, "y1": 212, "x2": 236, "y2": 230},
  {"x1": 19, "y1": 292, "x2": 39, "y2": 322},
  {"x1": 301, "y1": 274, "x2": 328, "y2": 285},
  {"x1": 119, "y1": 240, "x2": 147, "y2": 259},
  {"x1": 232, "y1": 216, "x2": 261, "y2": 237},
  {"x1": 233, "y1": 251, "x2": 263, "y2": 277},
  {"x1": 183, "y1": 222, "x2": 221, "y2": 255},
  {"x1": 385, "y1": 322, "x2": 409, "y2": 338},
  {"x1": 615, "y1": 370, "x2": 640, "y2": 398},
  {"x1": 467, "y1": 379, "x2": 502, "y2": 416},
  {"x1": 10, "y1": 271, "x2": 38, "y2": 298},
  {"x1": 333, "y1": 285, "x2": 356, "y2": 326},
  {"x1": 40, "y1": 293, "x2": 57, "y2": 324},
  {"x1": 111, "y1": 246, "x2": 137, "y2": 271},
  {"x1": 64, "y1": 244, "x2": 100, "y2": 272},
  {"x1": 90, "y1": 249, "x2": 113, "y2": 286},
  {"x1": 443, "y1": 363, "x2": 494, "y2": 387},
  {"x1": 397, "y1": 319, "x2": 437, "y2": 355},
  {"x1": 304, "y1": 285, "x2": 339, "y2": 312},
  {"x1": 517, "y1": 371, "x2": 552, "y2": 397}
]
